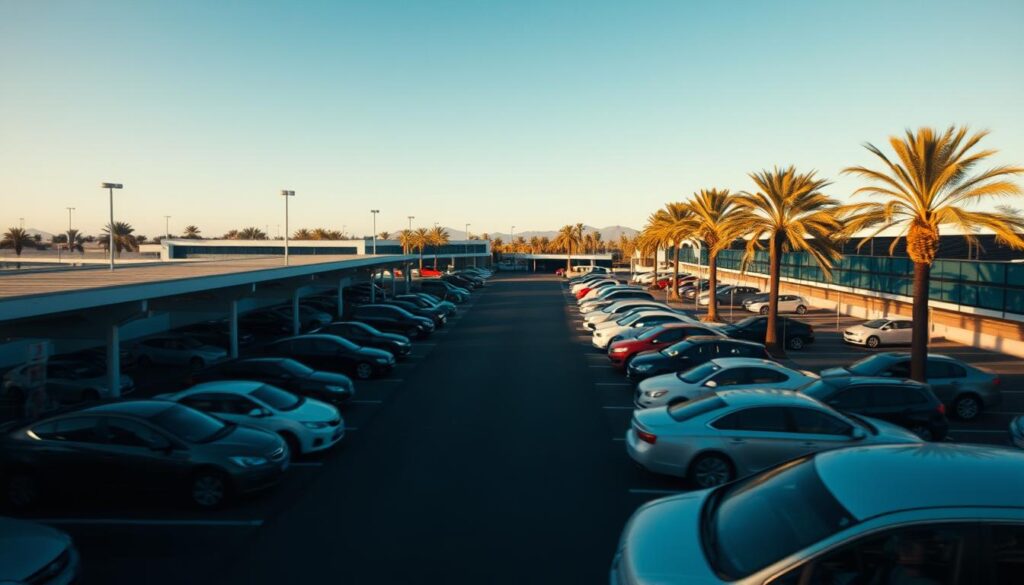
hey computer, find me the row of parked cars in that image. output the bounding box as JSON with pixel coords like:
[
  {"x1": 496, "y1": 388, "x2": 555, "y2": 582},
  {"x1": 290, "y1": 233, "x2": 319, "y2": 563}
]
[{"x1": 628, "y1": 270, "x2": 817, "y2": 315}]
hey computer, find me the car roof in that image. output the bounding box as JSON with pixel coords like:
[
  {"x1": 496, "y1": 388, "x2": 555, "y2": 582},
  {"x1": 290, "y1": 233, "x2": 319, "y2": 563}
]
[
  {"x1": 814, "y1": 376, "x2": 929, "y2": 389},
  {"x1": 867, "y1": 352, "x2": 961, "y2": 363},
  {"x1": 816, "y1": 443, "x2": 1024, "y2": 520},
  {"x1": 715, "y1": 388, "x2": 817, "y2": 407},
  {"x1": 75, "y1": 399, "x2": 175, "y2": 418},
  {"x1": 186, "y1": 380, "x2": 264, "y2": 394},
  {"x1": 709, "y1": 357, "x2": 787, "y2": 369}
]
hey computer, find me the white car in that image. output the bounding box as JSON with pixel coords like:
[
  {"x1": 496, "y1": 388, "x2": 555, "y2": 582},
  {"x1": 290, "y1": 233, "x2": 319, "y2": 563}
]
[
  {"x1": 634, "y1": 358, "x2": 818, "y2": 408},
  {"x1": 583, "y1": 300, "x2": 669, "y2": 327},
  {"x1": 745, "y1": 294, "x2": 810, "y2": 315},
  {"x1": 843, "y1": 318, "x2": 914, "y2": 348},
  {"x1": 570, "y1": 278, "x2": 615, "y2": 295},
  {"x1": 574, "y1": 281, "x2": 623, "y2": 300},
  {"x1": 2, "y1": 359, "x2": 134, "y2": 404},
  {"x1": 592, "y1": 310, "x2": 696, "y2": 349},
  {"x1": 157, "y1": 381, "x2": 344, "y2": 455},
  {"x1": 578, "y1": 285, "x2": 641, "y2": 304},
  {"x1": 132, "y1": 336, "x2": 228, "y2": 369}
]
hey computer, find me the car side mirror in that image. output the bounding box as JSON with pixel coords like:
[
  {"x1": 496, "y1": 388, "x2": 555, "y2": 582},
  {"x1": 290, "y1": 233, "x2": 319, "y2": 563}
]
[
  {"x1": 704, "y1": 380, "x2": 718, "y2": 388},
  {"x1": 849, "y1": 427, "x2": 867, "y2": 441},
  {"x1": 880, "y1": 326, "x2": 891, "y2": 331}
]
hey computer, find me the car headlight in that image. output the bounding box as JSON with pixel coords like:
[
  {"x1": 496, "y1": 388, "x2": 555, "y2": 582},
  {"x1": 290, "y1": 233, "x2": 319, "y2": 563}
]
[
  {"x1": 375, "y1": 357, "x2": 390, "y2": 364},
  {"x1": 610, "y1": 347, "x2": 629, "y2": 353},
  {"x1": 644, "y1": 390, "x2": 668, "y2": 398},
  {"x1": 635, "y1": 364, "x2": 652, "y2": 372},
  {"x1": 325, "y1": 384, "x2": 351, "y2": 394},
  {"x1": 303, "y1": 421, "x2": 331, "y2": 429},
  {"x1": 229, "y1": 456, "x2": 268, "y2": 467}
]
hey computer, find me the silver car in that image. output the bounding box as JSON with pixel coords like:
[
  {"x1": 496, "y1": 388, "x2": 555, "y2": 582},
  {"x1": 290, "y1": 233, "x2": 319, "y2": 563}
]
[
  {"x1": 612, "y1": 443, "x2": 1024, "y2": 585},
  {"x1": 626, "y1": 390, "x2": 919, "y2": 488},
  {"x1": 820, "y1": 352, "x2": 1000, "y2": 420},
  {"x1": 634, "y1": 358, "x2": 818, "y2": 409},
  {"x1": 842, "y1": 318, "x2": 913, "y2": 348},
  {"x1": 132, "y1": 335, "x2": 229, "y2": 369},
  {"x1": 2, "y1": 359, "x2": 134, "y2": 404}
]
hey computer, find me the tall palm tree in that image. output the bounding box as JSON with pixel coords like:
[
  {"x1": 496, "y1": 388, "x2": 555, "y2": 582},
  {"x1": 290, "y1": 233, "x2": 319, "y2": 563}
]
[
  {"x1": 0, "y1": 227, "x2": 35, "y2": 257},
  {"x1": 641, "y1": 203, "x2": 692, "y2": 300},
  {"x1": 65, "y1": 229, "x2": 86, "y2": 253},
  {"x1": 733, "y1": 167, "x2": 844, "y2": 355},
  {"x1": 529, "y1": 236, "x2": 542, "y2": 254},
  {"x1": 491, "y1": 237, "x2": 504, "y2": 262},
  {"x1": 539, "y1": 236, "x2": 550, "y2": 253},
  {"x1": 412, "y1": 227, "x2": 430, "y2": 270},
  {"x1": 842, "y1": 126, "x2": 1024, "y2": 382},
  {"x1": 293, "y1": 228, "x2": 313, "y2": 240},
  {"x1": 378, "y1": 231, "x2": 391, "y2": 241},
  {"x1": 222, "y1": 229, "x2": 240, "y2": 240},
  {"x1": 237, "y1": 227, "x2": 267, "y2": 240},
  {"x1": 100, "y1": 222, "x2": 140, "y2": 257},
  {"x1": 552, "y1": 225, "x2": 582, "y2": 272},
  {"x1": 428, "y1": 226, "x2": 450, "y2": 269},
  {"x1": 398, "y1": 229, "x2": 415, "y2": 254},
  {"x1": 183, "y1": 225, "x2": 202, "y2": 239},
  {"x1": 684, "y1": 189, "x2": 747, "y2": 322}
]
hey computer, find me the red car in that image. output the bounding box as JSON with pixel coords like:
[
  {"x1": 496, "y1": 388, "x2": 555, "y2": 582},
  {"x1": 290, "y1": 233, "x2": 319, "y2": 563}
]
[
  {"x1": 606, "y1": 323, "x2": 725, "y2": 369},
  {"x1": 555, "y1": 268, "x2": 566, "y2": 276},
  {"x1": 418, "y1": 268, "x2": 444, "y2": 277}
]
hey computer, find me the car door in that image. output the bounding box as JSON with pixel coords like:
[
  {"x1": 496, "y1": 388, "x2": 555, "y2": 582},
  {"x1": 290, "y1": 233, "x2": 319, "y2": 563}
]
[
  {"x1": 99, "y1": 417, "x2": 187, "y2": 491},
  {"x1": 21, "y1": 416, "x2": 106, "y2": 489},
  {"x1": 820, "y1": 386, "x2": 869, "y2": 415},
  {"x1": 675, "y1": 343, "x2": 711, "y2": 370},
  {"x1": 892, "y1": 320, "x2": 914, "y2": 344},
  {"x1": 739, "y1": 319, "x2": 767, "y2": 342},
  {"x1": 710, "y1": 406, "x2": 801, "y2": 474},
  {"x1": 786, "y1": 407, "x2": 857, "y2": 458},
  {"x1": 926, "y1": 360, "x2": 968, "y2": 404}
]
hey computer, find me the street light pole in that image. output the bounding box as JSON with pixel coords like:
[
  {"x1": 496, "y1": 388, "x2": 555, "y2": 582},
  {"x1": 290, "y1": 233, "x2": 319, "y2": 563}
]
[
  {"x1": 511, "y1": 225, "x2": 515, "y2": 266},
  {"x1": 101, "y1": 183, "x2": 123, "y2": 271},
  {"x1": 465, "y1": 223, "x2": 471, "y2": 267},
  {"x1": 371, "y1": 210, "x2": 380, "y2": 254},
  {"x1": 408, "y1": 216, "x2": 414, "y2": 231},
  {"x1": 164, "y1": 215, "x2": 171, "y2": 240},
  {"x1": 281, "y1": 190, "x2": 295, "y2": 265},
  {"x1": 66, "y1": 207, "x2": 75, "y2": 233}
]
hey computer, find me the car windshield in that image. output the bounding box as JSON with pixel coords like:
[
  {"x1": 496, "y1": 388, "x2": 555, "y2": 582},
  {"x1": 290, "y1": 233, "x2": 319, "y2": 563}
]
[
  {"x1": 667, "y1": 394, "x2": 726, "y2": 422},
  {"x1": 615, "y1": 312, "x2": 645, "y2": 326},
  {"x1": 661, "y1": 340, "x2": 691, "y2": 357},
  {"x1": 251, "y1": 384, "x2": 303, "y2": 411},
  {"x1": 846, "y1": 354, "x2": 891, "y2": 376},
  {"x1": 861, "y1": 319, "x2": 888, "y2": 329},
  {"x1": 150, "y1": 404, "x2": 228, "y2": 443},
  {"x1": 705, "y1": 458, "x2": 856, "y2": 579},
  {"x1": 678, "y1": 362, "x2": 720, "y2": 383},
  {"x1": 636, "y1": 327, "x2": 663, "y2": 341},
  {"x1": 278, "y1": 359, "x2": 314, "y2": 377}
]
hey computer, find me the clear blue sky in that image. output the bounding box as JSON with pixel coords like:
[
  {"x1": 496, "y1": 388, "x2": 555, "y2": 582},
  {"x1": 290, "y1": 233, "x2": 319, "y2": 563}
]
[{"x1": 2, "y1": 0, "x2": 1022, "y2": 239}]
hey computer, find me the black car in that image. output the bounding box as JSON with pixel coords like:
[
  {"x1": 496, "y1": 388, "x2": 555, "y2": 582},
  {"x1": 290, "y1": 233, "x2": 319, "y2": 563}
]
[
  {"x1": 313, "y1": 321, "x2": 413, "y2": 359},
  {"x1": 712, "y1": 285, "x2": 762, "y2": 306},
  {"x1": 720, "y1": 315, "x2": 816, "y2": 350},
  {"x1": 0, "y1": 400, "x2": 289, "y2": 509},
  {"x1": 800, "y1": 376, "x2": 949, "y2": 441},
  {"x1": 381, "y1": 300, "x2": 447, "y2": 327},
  {"x1": 452, "y1": 271, "x2": 485, "y2": 287},
  {"x1": 418, "y1": 280, "x2": 469, "y2": 303},
  {"x1": 351, "y1": 304, "x2": 435, "y2": 339},
  {"x1": 343, "y1": 283, "x2": 388, "y2": 304},
  {"x1": 626, "y1": 337, "x2": 771, "y2": 382},
  {"x1": 257, "y1": 334, "x2": 395, "y2": 380},
  {"x1": 178, "y1": 320, "x2": 255, "y2": 350},
  {"x1": 188, "y1": 357, "x2": 355, "y2": 406},
  {"x1": 443, "y1": 274, "x2": 479, "y2": 290},
  {"x1": 395, "y1": 293, "x2": 457, "y2": 317},
  {"x1": 679, "y1": 281, "x2": 713, "y2": 299}
]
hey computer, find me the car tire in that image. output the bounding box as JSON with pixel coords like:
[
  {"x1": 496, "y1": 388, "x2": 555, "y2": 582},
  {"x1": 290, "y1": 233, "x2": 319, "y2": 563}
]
[
  {"x1": 909, "y1": 424, "x2": 934, "y2": 441},
  {"x1": 796, "y1": 305, "x2": 807, "y2": 315},
  {"x1": 355, "y1": 362, "x2": 374, "y2": 380},
  {"x1": 866, "y1": 336, "x2": 881, "y2": 349},
  {"x1": 953, "y1": 394, "x2": 982, "y2": 421},
  {"x1": 688, "y1": 453, "x2": 735, "y2": 489},
  {"x1": 787, "y1": 336, "x2": 805, "y2": 350},
  {"x1": 189, "y1": 357, "x2": 205, "y2": 370},
  {"x1": 190, "y1": 469, "x2": 230, "y2": 509},
  {"x1": 759, "y1": 306, "x2": 769, "y2": 315},
  {"x1": 279, "y1": 432, "x2": 302, "y2": 458},
  {"x1": 5, "y1": 470, "x2": 41, "y2": 509}
]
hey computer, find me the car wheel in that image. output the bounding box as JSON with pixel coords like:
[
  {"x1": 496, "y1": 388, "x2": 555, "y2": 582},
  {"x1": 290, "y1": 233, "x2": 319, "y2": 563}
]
[
  {"x1": 759, "y1": 306, "x2": 769, "y2": 315},
  {"x1": 909, "y1": 424, "x2": 934, "y2": 441},
  {"x1": 279, "y1": 432, "x2": 302, "y2": 458},
  {"x1": 6, "y1": 470, "x2": 41, "y2": 508},
  {"x1": 866, "y1": 336, "x2": 881, "y2": 349},
  {"x1": 787, "y1": 336, "x2": 805, "y2": 350},
  {"x1": 688, "y1": 453, "x2": 735, "y2": 489},
  {"x1": 796, "y1": 305, "x2": 807, "y2": 315},
  {"x1": 189, "y1": 357, "x2": 205, "y2": 370},
  {"x1": 953, "y1": 394, "x2": 981, "y2": 421},
  {"x1": 81, "y1": 389, "x2": 101, "y2": 402},
  {"x1": 191, "y1": 469, "x2": 230, "y2": 509},
  {"x1": 355, "y1": 362, "x2": 374, "y2": 380}
]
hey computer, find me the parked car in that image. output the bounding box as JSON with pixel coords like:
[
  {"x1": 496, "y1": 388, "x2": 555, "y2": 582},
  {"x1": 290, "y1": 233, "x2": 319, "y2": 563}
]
[
  {"x1": 188, "y1": 357, "x2": 355, "y2": 406},
  {"x1": 575, "y1": 280, "x2": 619, "y2": 299},
  {"x1": 443, "y1": 274, "x2": 480, "y2": 290},
  {"x1": 745, "y1": 294, "x2": 810, "y2": 315},
  {"x1": 584, "y1": 300, "x2": 669, "y2": 326},
  {"x1": 418, "y1": 280, "x2": 469, "y2": 303},
  {"x1": 132, "y1": 335, "x2": 228, "y2": 369},
  {"x1": 396, "y1": 293, "x2": 457, "y2": 317},
  {"x1": 843, "y1": 318, "x2": 914, "y2": 348},
  {"x1": 313, "y1": 321, "x2": 413, "y2": 358},
  {"x1": 613, "y1": 443, "x2": 1023, "y2": 584},
  {"x1": 593, "y1": 310, "x2": 696, "y2": 349},
  {"x1": 581, "y1": 288, "x2": 654, "y2": 307},
  {"x1": 635, "y1": 358, "x2": 817, "y2": 408},
  {"x1": 343, "y1": 282, "x2": 388, "y2": 303},
  {"x1": 607, "y1": 324, "x2": 724, "y2": 369},
  {"x1": 719, "y1": 315, "x2": 816, "y2": 350},
  {"x1": 351, "y1": 304, "x2": 435, "y2": 339},
  {"x1": 800, "y1": 376, "x2": 949, "y2": 440},
  {"x1": 699, "y1": 285, "x2": 762, "y2": 306},
  {"x1": 626, "y1": 389, "x2": 919, "y2": 487},
  {"x1": 381, "y1": 299, "x2": 448, "y2": 327},
  {"x1": 63, "y1": 345, "x2": 136, "y2": 372},
  {"x1": 0, "y1": 516, "x2": 80, "y2": 583},
  {"x1": 0, "y1": 400, "x2": 289, "y2": 508},
  {"x1": 626, "y1": 337, "x2": 771, "y2": 382},
  {"x1": 679, "y1": 281, "x2": 713, "y2": 299},
  {"x1": 269, "y1": 305, "x2": 332, "y2": 332},
  {"x1": 258, "y1": 334, "x2": 395, "y2": 380},
  {"x1": 2, "y1": 358, "x2": 135, "y2": 405},
  {"x1": 239, "y1": 309, "x2": 293, "y2": 334},
  {"x1": 178, "y1": 320, "x2": 255, "y2": 349},
  {"x1": 582, "y1": 285, "x2": 646, "y2": 306},
  {"x1": 820, "y1": 352, "x2": 1001, "y2": 420},
  {"x1": 158, "y1": 381, "x2": 344, "y2": 455}
]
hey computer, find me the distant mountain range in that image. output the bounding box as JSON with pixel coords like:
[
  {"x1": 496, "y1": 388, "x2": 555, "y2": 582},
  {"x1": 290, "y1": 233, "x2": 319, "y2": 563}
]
[{"x1": 400, "y1": 225, "x2": 639, "y2": 242}]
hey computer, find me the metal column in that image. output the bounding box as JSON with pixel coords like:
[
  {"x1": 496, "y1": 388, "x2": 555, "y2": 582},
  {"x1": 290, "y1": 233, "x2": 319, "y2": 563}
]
[
  {"x1": 291, "y1": 291, "x2": 301, "y2": 335},
  {"x1": 370, "y1": 270, "x2": 377, "y2": 303},
  {"x1": 228, "y1": 299, "x2": 239, "y2": 359},
  {"x1": 405, "y1": 263, "x2": 411, "y2": 293},
  {"x1": 337, "y1": 279, "x2": 346, "y2": 319},
  {"x1": 390, "y1": 268, "x2": 397, "y2": 296},
  {"x1": 106, "y1": 324, "x2": 121, "y2": 398}
]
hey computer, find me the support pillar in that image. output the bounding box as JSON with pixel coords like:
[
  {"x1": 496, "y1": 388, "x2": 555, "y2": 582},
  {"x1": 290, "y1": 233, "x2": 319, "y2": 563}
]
[
  {"x1": 405, "y1": 263, "x2": 411, "y2": 293},
  {"x1": 391, "y1": 268, "x2": 397, "y2": 296},
  {"x1": 291, "y1": 290, "x2": 301, "y2": 335},
  {"x1": 106, "y1": 324, "x2": 121, "y2": 398},
  {"x1": 337, "y1": 279, "x2": 345, "y2": 319},
  {"x1": 229, "y1": 299, "x2": 239, "y2": 359},
  {"x1": 370, "y1": 270, "x2": 377, "y2": 303}
]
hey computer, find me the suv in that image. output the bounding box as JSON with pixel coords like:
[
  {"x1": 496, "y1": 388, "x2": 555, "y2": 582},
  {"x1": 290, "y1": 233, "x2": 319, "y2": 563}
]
[
  {"x1": 720, "y1": 315, "x2": 815, "y2": 350},
  {"x1": 625, "y1": 336, "x2": 771, "y2": 382}
]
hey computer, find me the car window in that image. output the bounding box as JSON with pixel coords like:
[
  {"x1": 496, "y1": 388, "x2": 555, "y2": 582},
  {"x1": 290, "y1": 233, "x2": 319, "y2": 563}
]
[
  {"x1": 747, "y1": 368, "x2": 788, "y2": 384},
  {"x1": 772, "y1": 524, "x2": 969, "y2": 585},
  {"x1": 104, "y1": 418, "x2": 167, "y2": 448},
  {"x1": 887, "y1": 360, "x2": 912, "y2": 378},
  {"x1": 181, "y1": 393, "x2": 222, "y2": 412},
  {"x1": 869, "y1": 385, "x2": 913, "y2": 408},
  {"x1": 789, "y1": 408, "x2": 852, "y2": 436},
  {"x1": 709, "y1": 368, "x2": 748, "y2": 387},
  {"x1": 682, "y1": 343, "x2": 708, "y2": 360},
  {"x1": 927, "y1": 360, "x2": 966, "y2": 379},
  {"x1": 29, "y1": 417, "x2": 101, "y2": 442},
  {"x1": 712, "y1": 407, "x2": 789, "y2": 432},
  {"x1": 719, "y1": 342, "x2": 755, "y2": 357},
  {"x1": 829, "y1": 388, "x2": 867, "y2": 410},
  {"x1": 250, "y1": 384, "x2": 302, "y2": 411},
  {"x1": 900, "y1": 387, "x2": 929, "y2": 405},
  {"x1": 221, "y1": 394, "x2": 259, "y2": 415}
]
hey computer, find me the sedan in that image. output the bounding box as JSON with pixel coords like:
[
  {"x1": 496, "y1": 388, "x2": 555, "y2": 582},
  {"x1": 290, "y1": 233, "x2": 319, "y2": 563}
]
[
  {"x1": 270, "y1": 305, "x2": 332, "y2": 332},
  {"x1": 842, "y1": 317, "x2": 914, "y2": 348},
  {"x1": 575, "y1": 280, "x2": 620, "y2": 300},
  {"x1": 188, "y1": 357, "x2": 355, "y2": 406},
  {"x1": 626, "y1": 337, "x2": 770, "y2": 382},
  {"x1": 607, "y1": 324, "x2": 724, "y2": 369},
  {"x1": 719, "y1": 315, "x2": 816, "y2": 350},
  {"x1": 584, "y1": 300, "x2": 669, "y2": 326},
  {"x1": 626, "y1": 389, "x2": 919, "y2": 487},
  {"x1": 593, "y1": 310, "x2": 696, "y2": 349},
  {"x1": 745, "y1": 294, "x2": 810, "y2": 315},
  {"x1": 698, "y1": 285, "x2": 762, "y2": 306},
  {"x1": 259, "y1": 334, "x2": 395, "y2": 380},
  {"x1": 396, "y1": 293, "x2": 457, "y2": 317},
  {"x1": 314, "y1": 321, "x2": 412, "y2": 358},
  {"x1": 1, "y1": 400, "x2": 289, "y2": 508},
  {"x1": 351, "y1": 304, "x2": 435, "y2": 339},
  {"x1": 571, "y1": 276, "x2": 614, "y2": 294},
  {"x1": 158, "y1": 381, "x2": 344, "y2": 455},
  {"x1": 382, "y1": 299, "x2": 448, "y2": 327},
  {"x1": 613, "y1": 443, "x2": 1022, "y2": 585},
  {"x1": 179, "y1": 320, "x2": 255, "y2": 350},
  {"x1": 2, "y1": 359, "x2": 134, "y2": 405},
  {"x1": 418, "y1": 280, "x2": 469, "y2": 303},
  {"x1": 133, "y1": 336, "x2": 228, "y2": 369},
  {"x1": 0, "y1": 517, "x2": 79, "y2": 584},
  {"x1": 800, "y1": 376, "x2": 949, "y2": 440},
  {"x1": 581, "y1": 288, "x2": 654, "y2": 307},
  {"x1": 635, "y1": 358, "x2": 817, "y2": 408},
  {"x1": 820, "y1": 352, "x2": 1000, "y2": 420}
]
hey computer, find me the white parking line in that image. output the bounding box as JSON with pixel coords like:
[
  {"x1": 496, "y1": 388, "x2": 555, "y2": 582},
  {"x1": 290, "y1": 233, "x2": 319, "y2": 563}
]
[
  {"x1": 628, "y1": 489, "x2": 683, "y2": 495},
  {"x1": 33, "y1": 518, "x2": 264, "y2": 527},
  {"x1": 603, "y1": 405, "x2": 634, "y2": 410}
]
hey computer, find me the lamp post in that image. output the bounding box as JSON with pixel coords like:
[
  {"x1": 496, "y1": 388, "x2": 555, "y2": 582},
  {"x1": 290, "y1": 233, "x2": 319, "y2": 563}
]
[
  {"x1": 101, "y1": 183, "x2": 123, "y2": 271},
  {"x1": 66, "y1": 207, "x2": 75, "y2": 233},
  {"x1": 164, "y1": 215, "x2": 171, "y2": 240},
  {"x1": 465, "y1": 223, "x2": 471, "y2": 267},
  {"x1": 408, "y1": 216, "x2": 414, "y2": 231},
  {"x1": 281, "y1": 190, "x2": 295, "y2": 265},
  {"x1": 510, "y1": 225, "x2": 515, "y2": 266},
  {"x1": 371, "y1": 210, "x2": 380, "y2": 254}
]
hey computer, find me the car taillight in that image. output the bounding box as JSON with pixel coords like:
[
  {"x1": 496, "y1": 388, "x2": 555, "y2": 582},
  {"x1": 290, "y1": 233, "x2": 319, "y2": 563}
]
[
  {"x1": 937, "y1": 403, "x2": 946, "y2": 416},
  {"x1": 636, "y1": 429, "x2": 657, "y2": 444}
]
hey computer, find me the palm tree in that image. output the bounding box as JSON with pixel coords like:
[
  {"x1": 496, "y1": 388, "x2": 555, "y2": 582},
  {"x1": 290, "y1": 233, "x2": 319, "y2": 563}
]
[
  {"x1": 842, "y1": 126, "x2": 1024, "y2": 382},
  {"x1": 529, "y1": 236, "x2": 542, "y2": 254},
  {"x1": 684, "y1": 189, "x2": 747, "y2": 322},
  {"x1": 183, "y1": 225, "x2": 202, "y2": 239},
  {"x1": 412, "y1": 227, "x2": 430, "y2": 270},
  {"x1": 428, "y1": 226, "x2": 450, "y2": 269},
  {"x1": 641, "y1": 203, "x2": 692, "y2": 300},
  {"x1": 100, "y1": 222, "x2": 140, "y2": 257},
  {"x1": 491, "y1": 237, "x2": 504, "y2": 262},
  {"x1": 222, "y1": 229, "x2": 240, "y2": 240},
  {"x1": 65, "y1": 229, "x2": 85, "y2": 253},
  {"x1": 398, "y1": 229, "x2": 415, "y2": 254},
  {"x1": 0, "y1": 227, "x2": 35, "y2": 257},
  {"x1": 732, "y1": 167, "x2": 844, "y2": 355},
  {"x1": 378, "y1": 231, "x2": 391, "y2": 241},
  {"x1": 237, "y1": 227, "x2": 267, "y2": 240},
  {"x1": 293, "y1": 228, "x2": 313, "y2": 240},
  {"x1": 552, "y1": 225, "x2": 582, "y2": 272}
]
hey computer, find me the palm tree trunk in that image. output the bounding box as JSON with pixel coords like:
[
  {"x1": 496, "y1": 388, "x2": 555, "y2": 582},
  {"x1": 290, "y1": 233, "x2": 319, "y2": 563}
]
[
  {"x1": 765, "y1": 234, "x2": 784, "y2": 356},
  {"x1": 705, "y1": 251, "x2": 719, "y2": 322},
  {"x1": 668, "y1": 243, "x2": 681, "y2": 301},
  {"x1": 910, "y1": 262, "x2": 930, "y2": 382},
  {"x1": 419, "y1": 250, "x2": 424, "y2": 271}
]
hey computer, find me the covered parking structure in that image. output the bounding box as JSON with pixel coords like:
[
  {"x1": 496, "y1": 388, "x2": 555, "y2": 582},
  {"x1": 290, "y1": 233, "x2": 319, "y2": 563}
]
[
  {"x1": 0, "y1": 254, "x2": 415, "y2": 399},
  {"x1": 513, "y1": 253, "x2": 614, "y2": 273}
]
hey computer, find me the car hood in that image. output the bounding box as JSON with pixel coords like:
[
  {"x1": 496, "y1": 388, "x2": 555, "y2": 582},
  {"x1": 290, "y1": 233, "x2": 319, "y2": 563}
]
[
  {"x1": 291, "y1": 399, "x2": 339, "y2": 423},
  {"x1": 844, "y1": 325, "x2": 870, "y2": 335},
  {"x1": 0, "y1": 517, "x2": 71, "y2": 582},
  {"x1": 307, "y1": 370, "x2": 354, "y2": 388},
  {"x1": 616, "y1": 490, "x2": 718, "y2": 584},
  {"x1": 820, "y1": 366, "x2": 852, "y2": 378}
]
